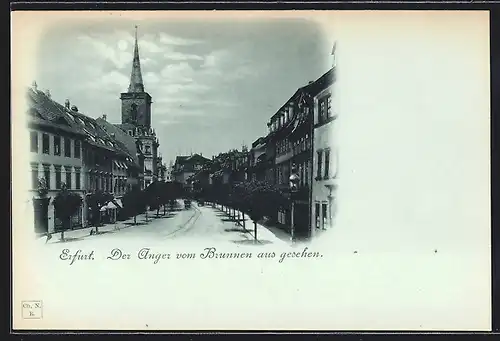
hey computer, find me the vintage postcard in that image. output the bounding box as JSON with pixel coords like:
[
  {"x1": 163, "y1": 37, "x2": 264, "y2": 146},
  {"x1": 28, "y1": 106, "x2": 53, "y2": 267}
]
[{"x1": 11, "y1": 10, "x2": 490, "y2": 331}]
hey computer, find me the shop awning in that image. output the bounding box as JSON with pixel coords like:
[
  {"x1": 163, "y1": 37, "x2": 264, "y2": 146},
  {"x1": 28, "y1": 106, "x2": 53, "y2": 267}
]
[
  {"x1": 114, "y1": 199, "x2": 123, "y2": 208},
  {"x1": 113, "y1": 160, "x2": 120, "y2": 168},
  {"x1": 106, "y1": 201, "x2": 118, "y2": 209}
]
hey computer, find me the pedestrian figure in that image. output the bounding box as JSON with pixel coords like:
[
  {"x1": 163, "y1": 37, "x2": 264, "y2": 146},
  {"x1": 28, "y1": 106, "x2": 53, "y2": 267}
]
[{"x1": 45, "y1": 232, "x2": 52, "y2": 244}]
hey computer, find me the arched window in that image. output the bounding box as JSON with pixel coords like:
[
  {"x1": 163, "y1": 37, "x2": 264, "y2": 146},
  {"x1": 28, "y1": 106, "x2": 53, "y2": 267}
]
[{"x1": 130, "y1": 103, "x2": 138, "y2": 121}]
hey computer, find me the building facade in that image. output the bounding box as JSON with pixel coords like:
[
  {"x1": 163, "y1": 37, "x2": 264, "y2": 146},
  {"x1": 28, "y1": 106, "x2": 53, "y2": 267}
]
[
  {"x1": 26, "y1": 84, "x2": 135, "y2": 234},
  {"x1": 27, "y1": 85, "x2": 87, "y2": 234},
  {"x1": 311, "y1": 66, "x2": 338, "y2": 237},
  {"x1": 263, "y1": 68, "x2": 334, "y2": 239},
  {"x1": 172, "y1": 154, "x2": 211, "y2": 189},
  {"x1": 95, "y1": 115, "x2": 144, "y2": 194},
  {"x1": 248, "y1": 137, "x2": 269, "y2": 182}
]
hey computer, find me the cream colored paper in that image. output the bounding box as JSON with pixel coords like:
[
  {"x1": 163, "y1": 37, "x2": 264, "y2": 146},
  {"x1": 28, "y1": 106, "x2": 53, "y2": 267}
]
[{"x1": 12, "y1": 11, "x2": 491, "y2": 331}]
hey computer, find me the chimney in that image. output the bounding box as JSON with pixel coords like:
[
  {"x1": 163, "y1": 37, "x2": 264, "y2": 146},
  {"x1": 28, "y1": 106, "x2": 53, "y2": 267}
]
[
  {"x1": 102, "y1": 114, "x2": 107, "y2": 121},
  {"x1": 45, "y1": 89, "x2": 51, "y2": 98},
  {"x1": 70, "y1": 105, "x2": 78, "y2": 112},
  {"x1": 65, "y1": 99, "x2": 70, "y2": 109},
  {"x1": 110, "y1": 133, "x2": 115, "y2": 139},
  {"x1": 32, "y1": 81, "x2": 38, "y2": 91}
]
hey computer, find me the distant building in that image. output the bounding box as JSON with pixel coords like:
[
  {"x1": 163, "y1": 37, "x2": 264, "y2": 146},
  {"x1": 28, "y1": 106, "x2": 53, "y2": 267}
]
[
  {"x1": 172, "y1": 154, "x2": 211, "y2": 189},
  {"x1": 248, "y1": 137, "x2": 269, "y2": 182},
  {"x1": 95, "y1": 115, "x2": 145, "y2": 194},
  {"x1": 164, "y1": 160, "x2": 174, "y2": 182}
]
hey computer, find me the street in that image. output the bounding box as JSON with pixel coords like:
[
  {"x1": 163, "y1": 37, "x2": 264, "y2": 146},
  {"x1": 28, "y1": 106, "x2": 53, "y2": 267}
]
[{"x1": 41, "y1": 200, "x2": 289, "y2": 249}]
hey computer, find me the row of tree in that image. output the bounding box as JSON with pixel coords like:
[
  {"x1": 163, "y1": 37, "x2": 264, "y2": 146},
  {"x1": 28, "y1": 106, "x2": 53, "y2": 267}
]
[
  {"x1": 47, "y1": 180, "x2": 187, "y2": 242},
  {"x1": 193, "y1": 179, "x2": 290, "y2": 233}
]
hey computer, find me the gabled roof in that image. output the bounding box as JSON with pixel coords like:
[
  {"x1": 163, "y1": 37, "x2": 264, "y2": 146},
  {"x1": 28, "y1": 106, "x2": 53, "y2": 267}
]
[
  {"x1": 175, "y1": 155, "x2": 190, "y2": 164},
  {"x1": 174, "y1": 154, "x2": 210, "y2": 166},
  {"x1": 115, "y1": 123, "x2": 137, "y2": 133},
  {"x1": 95, "y1": 118, "x2": 142, "y2": 166},
  {"x1": 269, "y1": 67, "x2": 335, "y2": 122},
  {"x1": 26, "y1": 87, "x2": 126, "y2": 156}
]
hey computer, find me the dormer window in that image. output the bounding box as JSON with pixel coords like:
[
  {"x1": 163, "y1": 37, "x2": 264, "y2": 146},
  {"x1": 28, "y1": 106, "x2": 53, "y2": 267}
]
[
  {"x1": 128, "y1": 130, "x2": 133, "y2": 136},
  {"x1": 65, "y1": 112, "x2": 75, "y2": 121}
]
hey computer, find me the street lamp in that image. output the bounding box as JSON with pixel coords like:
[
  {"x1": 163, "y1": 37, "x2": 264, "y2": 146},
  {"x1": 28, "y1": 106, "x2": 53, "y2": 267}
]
[{"x1": 289, "y1": 163, "x2": 299, "y2": 242}]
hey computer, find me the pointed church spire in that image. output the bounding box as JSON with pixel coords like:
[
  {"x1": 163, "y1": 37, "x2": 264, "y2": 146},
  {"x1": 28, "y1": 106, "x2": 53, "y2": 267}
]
[{"x1": 128, "y1": 25, "x2": 145, "y2": 93}]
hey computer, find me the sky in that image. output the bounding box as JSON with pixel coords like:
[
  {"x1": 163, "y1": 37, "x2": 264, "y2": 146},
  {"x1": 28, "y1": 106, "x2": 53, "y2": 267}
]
[{"x1": 34, "y1": 18, "x2": 332, "y2": 165}]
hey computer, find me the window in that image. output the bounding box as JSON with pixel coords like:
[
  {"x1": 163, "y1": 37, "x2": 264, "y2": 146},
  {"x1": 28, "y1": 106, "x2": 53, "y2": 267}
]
[
  {"x1": 55, "y1": 166, "x2": 62, "y2": 189},
  {"x1": 42, "y1": 134, "x2": 50, "y2": 154},
  {"x1": 304, "y1": 160, "x2": 309, "y2": 186},
  {"x1": 30, "y1": 131, "x2": 38, "y2": 152},
  {"x1": 128, "y1": 130, "x2": 132, "y2": 136},
  {"x1": 31, "y1": 163, "x2": 38, "y2": 189},
  {"x1": 316, "y1": 150, "x2": 323, "y2": 179},
  {"x1": 322, "y1": 203, "x2": 328, "y2": 229},
  {"x1": 42, "y1": 165, "x2": 51, "y2": 189},
  {"x1": 64, "y1": 137, "x2": 71, "y2": 157},
  {"x1": 327, "y1": 95, "x2": 332, "y2": 118},
  {"x1": 324, "y1": 149, "x2": 330, "y2": 178},
  {"x1": 299, "y1": 163, "x2": 304, "y2": 186},
  {"x1": 319, "y1": 99, "x2": 325, "y2": 123},
  {"x1": 318, "y1": 95, "x2": 330, "y2": 123},
  {"x1": 74, "y1": 140, "x2": 81, "y2": 159},
  {"x1": 131, "y1": 103, "x2": 138, "y2": 121},
  {"x1": 75, "y1": 168, "x2": 81, "y2": 190},
  {"x1": 65, "y1": 167, "x2": 72, "y2": 189},
  {"x1": 145, "y1": 145, "x2": 151, "y2": 154},
  {"x1": 54, "y1": 136, "x2": 61, "y2": 156},
  {"x1": 315, "y1": 203, "x2": 320, "y2": 229}
]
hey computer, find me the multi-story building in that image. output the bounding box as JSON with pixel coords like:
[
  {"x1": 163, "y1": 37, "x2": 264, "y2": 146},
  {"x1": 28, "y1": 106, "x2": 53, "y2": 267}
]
[
  {"x1": 228, "y1": 147, "x2": 249, "y2": 184},
  {"x1": 248, "y1": 138, "x2": 269, "y2": 182},
  {"x1": 95, "y1": 115, "x2": 145, "y2": 196},
  {"x1": 265, "y1": 68, "x2": 334, "y2": 240},
  {"x1": 172, "y1": 154, "x2": 211, "y2": 189},
  {"x1": 164, "y1": 160, "x2": 174, "y2": 182},
  {"x1": 26, "y1": 83, "x2": 133, "y2": 233},
  {"x1": 157, "y1": 154, "x2": 167, "y2": 182},
  {"x1": 115, "y1": 27, "x2": 162, "y2": 189},
  {"x1": 27, "y1": 84, "x2": 87, "y2": 234},
  {"x1": 267, "y1": 88, "x2": 309, "y2": 232},
  {"x1": 311, "y1": 65, "x2": 338, "y2": 237}
]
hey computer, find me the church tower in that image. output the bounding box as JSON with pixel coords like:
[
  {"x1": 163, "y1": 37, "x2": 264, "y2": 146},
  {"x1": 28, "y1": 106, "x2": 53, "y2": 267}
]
[{"x1": 120, "y1": 26, "x2": 153, "y2": 128}]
